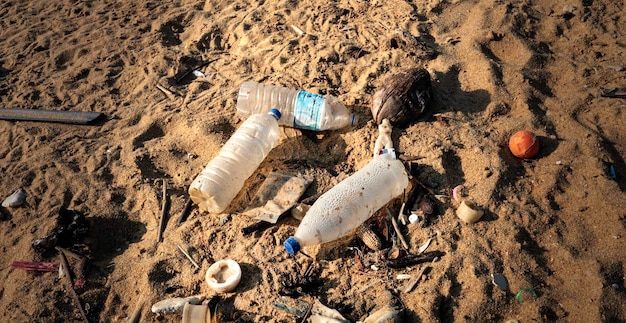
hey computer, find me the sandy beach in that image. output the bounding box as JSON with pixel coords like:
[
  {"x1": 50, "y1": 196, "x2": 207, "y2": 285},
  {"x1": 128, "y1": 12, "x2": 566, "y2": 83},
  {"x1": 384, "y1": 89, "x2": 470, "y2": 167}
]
[{"x1": 1, "y1": 0, "x2": 625, "y2": 321}]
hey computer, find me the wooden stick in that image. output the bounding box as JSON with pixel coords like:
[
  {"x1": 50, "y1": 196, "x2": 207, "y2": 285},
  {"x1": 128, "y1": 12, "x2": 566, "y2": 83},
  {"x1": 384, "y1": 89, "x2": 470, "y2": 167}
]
[
  {"x1": 156, "y1": 84, "x2": 175, "y2": 100},
  {"x1": 128, "y1": 296, "x2": 144, "y2": 323},
  {"x1": 177, "y1": 245, "x2": 200, "y2": 269},
  {"x1": 157, "y1": 179, "x2": 168, "y2": 243},
  {"x1": 176, "y1": 197, "x2": 193, "y2": 225},
  {"x1": 57, "y1": 248, "x2": 89, "y2": 322},
  {"x1": 387, "y1": 208, "x2": 409, "y2": 250}
]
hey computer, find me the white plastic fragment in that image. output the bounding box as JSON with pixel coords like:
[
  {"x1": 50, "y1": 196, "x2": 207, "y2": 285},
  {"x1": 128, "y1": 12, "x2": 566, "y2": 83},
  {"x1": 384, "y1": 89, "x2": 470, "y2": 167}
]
[
  {"x1": 310, "y1": 300, "x2": 349, "y2": 323},
  {"x1": 373, "y1": 118, "x2": 393, "y2": 157},
  {"x1": 205, "y1": 259, "x2": 242, "y2": 293},
  {"x1": 418, "y1": 238, "x2": 432, "y2": 254},
  {"x1": 151, "y1": 295, "x2": 205, "y2": 314}
]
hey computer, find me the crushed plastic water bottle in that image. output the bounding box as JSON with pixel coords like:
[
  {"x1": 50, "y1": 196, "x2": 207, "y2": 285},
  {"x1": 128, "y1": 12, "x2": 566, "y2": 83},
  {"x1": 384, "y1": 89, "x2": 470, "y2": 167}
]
[
  {"x1": 284, "y1": 150, "x2": 409, "y2": 255},
  {"x1": 188, "y1": 109, "x2": 281, "y2": 213}
]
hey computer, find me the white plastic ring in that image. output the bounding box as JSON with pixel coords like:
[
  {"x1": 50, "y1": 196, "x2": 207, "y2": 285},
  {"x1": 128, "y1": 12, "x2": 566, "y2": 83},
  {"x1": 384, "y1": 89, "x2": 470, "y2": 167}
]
[{"x1": 205, "y1": 259, "x2": 242, "y2": 293}]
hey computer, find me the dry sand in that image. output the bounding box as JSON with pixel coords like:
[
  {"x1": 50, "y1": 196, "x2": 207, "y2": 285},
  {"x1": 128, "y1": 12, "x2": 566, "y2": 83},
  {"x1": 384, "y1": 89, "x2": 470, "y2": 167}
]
[{"x1": 1, "y1": 0, "x2": 625, "y2": 322}]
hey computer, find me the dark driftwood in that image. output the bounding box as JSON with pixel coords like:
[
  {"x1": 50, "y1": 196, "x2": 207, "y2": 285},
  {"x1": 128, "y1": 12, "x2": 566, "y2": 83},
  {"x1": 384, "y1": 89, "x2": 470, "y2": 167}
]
[{"x1": 0, "y1": 108, "x2": 104, "y2": 124}]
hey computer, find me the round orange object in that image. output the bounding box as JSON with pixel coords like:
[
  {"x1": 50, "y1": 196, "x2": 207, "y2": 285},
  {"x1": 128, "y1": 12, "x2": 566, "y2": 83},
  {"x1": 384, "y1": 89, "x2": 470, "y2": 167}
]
[{"x1": 509, "y1": 130, "x2": 539, "y2": 159}]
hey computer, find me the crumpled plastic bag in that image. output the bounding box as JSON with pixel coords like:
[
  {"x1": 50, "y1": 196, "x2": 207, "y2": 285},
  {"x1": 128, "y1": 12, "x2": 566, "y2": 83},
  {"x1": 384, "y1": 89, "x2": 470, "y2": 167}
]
[{"x1": 243, "y1": 172, "x2": 312, "y2": 223}]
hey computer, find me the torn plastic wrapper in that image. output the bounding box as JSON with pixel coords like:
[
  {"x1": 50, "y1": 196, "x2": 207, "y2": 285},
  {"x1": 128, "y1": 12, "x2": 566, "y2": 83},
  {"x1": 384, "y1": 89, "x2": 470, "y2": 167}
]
[{"x1": 242, "y1": 172, "x2": 312, "y2": 224}]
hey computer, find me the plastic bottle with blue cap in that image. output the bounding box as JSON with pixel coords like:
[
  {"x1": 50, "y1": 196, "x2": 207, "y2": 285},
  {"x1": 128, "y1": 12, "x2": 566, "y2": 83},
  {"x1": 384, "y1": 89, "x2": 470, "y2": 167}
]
[
  {"x1": 189, "y1": 109, "x2": 282, "y2": 213},
  {"x1": 284, "y1": 149, "x2": 409, "y2": 255},
  {"x1": 236, "y1": 81, "x2": 356, "y2": 131}
]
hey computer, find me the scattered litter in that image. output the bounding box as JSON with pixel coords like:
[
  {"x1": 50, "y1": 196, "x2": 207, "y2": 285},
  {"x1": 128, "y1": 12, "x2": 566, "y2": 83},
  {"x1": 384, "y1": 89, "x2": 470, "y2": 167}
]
[
  {"x1": 408, "y1": 213, "x2": 420, "y2": 224},
  {"x1": 2, "y1": 188, "x2": 26, "y2": 207},
  {"x1": 310, "y1": 300, "x2": 349, "y2": 323},
  {"x1": 492, "y1": 273, "x2": 509, "y2": 291},
  {"x1": 456, "y1": 200, "x2": 484, "y2": 224},
  {"x1": 273, "y1": 296, "x2": 310, "y2": 317},
  {"x1": 182, "y1": 303, "x2": 211, "y2": 323},
  {"x1": 191, "y1": 70, "x2": 205, "y2": 78},
  {"x1": 396, "y1": 274, "x2": 412, "y2": 280},
  {"x1": 452, "y1": 185, "x2": 463, "y2": 202},
  {"x1": 515, "y1": 288, "x2": 538, "y2": 303},
  {"x1": 290, "y1": 202, "x2": 310, "y2": 221},
  {"x1": 205, "y1": 259, "x2": 242, "y2": 293},
  {"x1": 290, "y1": 24, "x2": 305, "y2": 36},
  {"x1": 32, "y1": 207, "x2": 89, "y2": 254},
  {"x1": 363, "y1": 305, "x2": 403, "y2": 323},
  {"x1": 418, "y1": 238, "x2": 432, "y2": 254},
  {"x1": 219, "y1": 214, "x2": 231, "y2": 225},
  {"x1": 609, "y1": 164, "x2": 617, "y2": 179},
  {"x1": 242, "y1": 172, "x2": 312, "y2": 224},
  {"x1": 600, "y1": 87, "x2": 626, "y2": 99},
  {"x1": 151, "y1": 295, "x2": 205, "y2": 314},
  {"x1": 11, "y1": 261, "x2": 59, "y2": 272},
  {"x1": 373, "y1": 118, "x2": 393, "y2": 156}
]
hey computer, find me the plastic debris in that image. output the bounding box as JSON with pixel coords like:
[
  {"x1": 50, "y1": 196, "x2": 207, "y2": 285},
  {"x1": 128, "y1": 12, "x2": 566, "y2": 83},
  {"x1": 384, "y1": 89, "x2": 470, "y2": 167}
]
[
  {"x1": 515, "y1": 289, "x2": 538, "y2": 303},
  {"x1": 243, "y1": 172, "x2": 312, "y2": 224},
  {"x1": 205, "y1": 259, "x2": 242, "y2": 293},
  {"x1": 32, "y1": 207, "x2": 89, "y2": 254},
  {"x1": 310, "y1": 300, "x2": 349, "y2": 323},
  {"x1": 363, "y1": 305, "x2": 403, "y2": 323},
  {"x1": 273, "y1": 296, "x2": 310, "y2": 318},
  {"x1": 418, "y1": 238, "x2": 432, "y2": 254},
  {"x1": 151, "y1": 295, "x2": 205, "y2": 314},
  {"x1": 2, "y1": 188, "x2": 26, "y2": 207},
  {"x1": 11, "y1": 261, "x2": 59, "y2": 272},
  {"x1": 492, "y1": 273, "x2": 509, "y2": 291}
]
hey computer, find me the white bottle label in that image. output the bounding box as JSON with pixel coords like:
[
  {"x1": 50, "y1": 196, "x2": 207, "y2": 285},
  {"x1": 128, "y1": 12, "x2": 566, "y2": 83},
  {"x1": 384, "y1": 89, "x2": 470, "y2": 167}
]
[{"x1": 293, "y1": 91, "x2": 325, "y2": 130}]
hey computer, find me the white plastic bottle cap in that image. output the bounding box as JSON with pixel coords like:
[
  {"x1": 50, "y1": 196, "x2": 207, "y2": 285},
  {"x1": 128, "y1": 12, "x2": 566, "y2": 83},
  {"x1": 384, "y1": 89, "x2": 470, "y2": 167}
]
[{"x1": 408, "y1": 213, "x2": 419, "y2": 223}]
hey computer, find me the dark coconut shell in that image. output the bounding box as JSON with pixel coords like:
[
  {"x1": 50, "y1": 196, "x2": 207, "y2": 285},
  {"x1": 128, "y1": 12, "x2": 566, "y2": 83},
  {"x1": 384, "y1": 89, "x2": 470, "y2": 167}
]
[{"x1": 371, "y1": 68, "x2": 432, "y2": 128}]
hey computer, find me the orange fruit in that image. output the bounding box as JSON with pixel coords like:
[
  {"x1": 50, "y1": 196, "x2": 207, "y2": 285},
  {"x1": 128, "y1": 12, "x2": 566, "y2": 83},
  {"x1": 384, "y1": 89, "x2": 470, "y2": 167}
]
[{"x1": 509, "y1": 130, "x2": 539, "y2": 159}]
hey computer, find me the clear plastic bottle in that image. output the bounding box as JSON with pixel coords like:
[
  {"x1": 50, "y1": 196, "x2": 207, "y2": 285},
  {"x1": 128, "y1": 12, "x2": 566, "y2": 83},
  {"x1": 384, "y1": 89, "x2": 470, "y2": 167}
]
[
  {"x1": 283, "y1": 150, "x2": 409, "y2": 255},
  {"x1": 188, "y1": 109, "x2": 281, "y2": 213},
  {"x1": 236, "y1": 81, "x2": 356, "y2": 131}
]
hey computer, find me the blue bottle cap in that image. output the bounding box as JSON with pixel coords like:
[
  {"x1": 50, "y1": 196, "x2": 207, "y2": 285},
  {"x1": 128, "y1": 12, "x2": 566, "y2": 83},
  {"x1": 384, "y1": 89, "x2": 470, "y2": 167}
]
[
  {"x1": 269, "y1": 108, "x2": 282, "y2": 120},
  {"x1": 283, "y1": 237, "x2": 300, "y2": 255}
]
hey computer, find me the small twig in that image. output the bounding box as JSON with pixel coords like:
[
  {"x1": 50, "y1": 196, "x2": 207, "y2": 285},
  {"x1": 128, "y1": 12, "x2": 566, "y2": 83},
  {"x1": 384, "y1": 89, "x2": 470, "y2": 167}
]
[
  {"x1": 241, "y1": 220, "x2": 273, "y2": 236},
  {"x1": 157, "y1": 179, "x2": 168, "y2": 243},
  {"x1": 177, "y1": 244, "x2": 200, "y2": 269},
  {"x1": 57, "y1": 248, "x2": 89, "y2": 322},
  {"x1": 387, "y1": 208, "x2": 409, "y2": 250},
  {"x1": 403, "y1": 256, "x2": 438, "y2": 293},
  {"x1": 128, "y1": 296, "x2": 144, "y2": 323},
  {"x1": 156, "y1": 84, "x2": 176, "y2": 100},
  {"x1": 298, "y1": 301, "x2": 312, "y2": 323},
  {"x1": 414, "y1": 178, "x2": 438, "y2": 196},
  {"x1": 176, "y1": 197, "x2": 193, "y2": 225}
]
